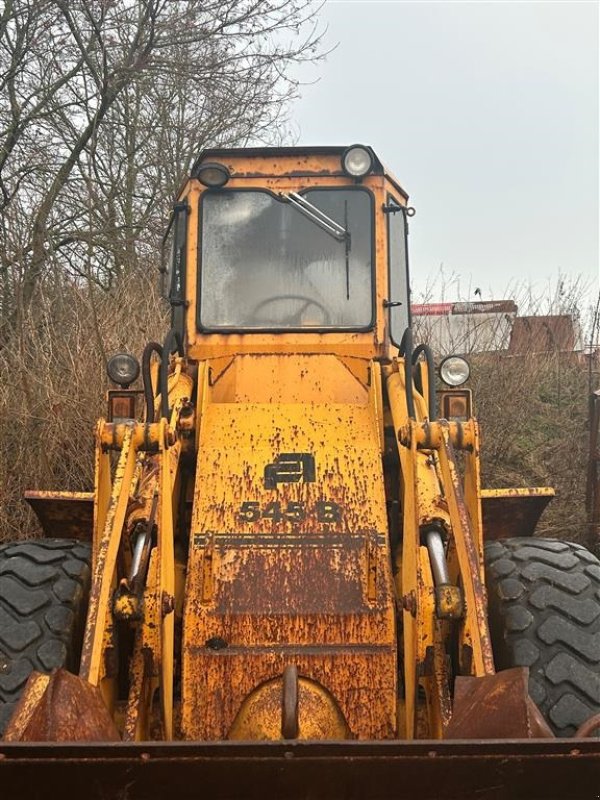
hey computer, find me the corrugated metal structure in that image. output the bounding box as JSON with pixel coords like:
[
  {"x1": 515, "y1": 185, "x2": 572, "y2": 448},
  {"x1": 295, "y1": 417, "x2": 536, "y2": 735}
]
[
  {"x1": 411, "y1": 300, "x2": 517, "y2": 355},
  {"x1": 411, "y1": 301, "x2": 581, "y2": 357}
]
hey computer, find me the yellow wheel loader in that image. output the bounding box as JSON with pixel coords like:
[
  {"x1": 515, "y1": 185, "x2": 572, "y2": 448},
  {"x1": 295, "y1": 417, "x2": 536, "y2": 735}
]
[{"x1": 1, "y1": 146, "x2": 599, "y2": 798}]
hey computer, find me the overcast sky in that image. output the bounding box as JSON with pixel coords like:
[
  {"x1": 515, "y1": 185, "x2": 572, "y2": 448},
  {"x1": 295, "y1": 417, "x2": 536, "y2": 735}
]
[{"x1": 292, "y1": 1, "x2": 599, "y2": 309}]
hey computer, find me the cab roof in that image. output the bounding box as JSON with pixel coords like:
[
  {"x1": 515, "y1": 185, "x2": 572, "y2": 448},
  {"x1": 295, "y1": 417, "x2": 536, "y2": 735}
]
[{"x1": 191, "y1": 145, "x2": 408, "y2": 200}]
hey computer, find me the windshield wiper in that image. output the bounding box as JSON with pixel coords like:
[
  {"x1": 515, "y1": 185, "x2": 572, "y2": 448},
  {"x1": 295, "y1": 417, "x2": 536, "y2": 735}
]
[
  {"x1": 280, "y1": 192, "x2": 349, "y2": 242},
  {"x1": 280, "y1": 191, "x2": 352, "y2": 299}
]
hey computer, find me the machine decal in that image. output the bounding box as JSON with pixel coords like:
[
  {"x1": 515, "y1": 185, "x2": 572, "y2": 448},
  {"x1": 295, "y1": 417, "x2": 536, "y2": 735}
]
[
  {"x1": 263, "y1": 453, "x2": 316, "y2": 488},
  {"x1": 238, "y1": 500, "x2": 342, "y2": 523},
  {"x1": 192, "y1": 530, "x2": 386, "y2": 548}
]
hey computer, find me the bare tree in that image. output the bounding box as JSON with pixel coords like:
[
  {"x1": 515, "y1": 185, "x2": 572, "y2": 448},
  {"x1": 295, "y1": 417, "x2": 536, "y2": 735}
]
[{"x1": 0, "y1": 0, "x2": 324, "y2": 322}]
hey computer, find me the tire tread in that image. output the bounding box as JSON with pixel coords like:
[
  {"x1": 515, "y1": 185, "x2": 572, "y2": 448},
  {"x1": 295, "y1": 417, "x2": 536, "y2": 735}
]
[
  {"x1": 0, "y1": 538, "x2": 91, "y2": 735},
  {"x1": 485, "y1": 537, "x2": 600, "y2": 737}
]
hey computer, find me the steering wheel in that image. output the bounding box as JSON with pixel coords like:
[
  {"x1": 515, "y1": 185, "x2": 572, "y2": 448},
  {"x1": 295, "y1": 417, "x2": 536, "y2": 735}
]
[{"x1": 251, "y1": 294, "x2": 331, "y2": 326}]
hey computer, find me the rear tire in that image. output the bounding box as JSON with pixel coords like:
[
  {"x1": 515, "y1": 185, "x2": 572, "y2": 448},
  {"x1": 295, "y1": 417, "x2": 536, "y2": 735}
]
[
  {"x1": 484, "y1": 537, "x2": 600, "y2": 737},
  {"x1": 0, "y1": 538, "x2": 91, "y2": 735}
]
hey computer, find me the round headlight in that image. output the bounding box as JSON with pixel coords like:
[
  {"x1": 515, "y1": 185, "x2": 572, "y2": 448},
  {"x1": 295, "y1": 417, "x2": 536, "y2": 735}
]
[
  {"x1": 197, "y1": 162, "x2": 230, "y2": 188},
  {"x1": 341, "y1": 145, "x2": 374, "y2": 178},
  {"x1": 107, "y1": 353, "x2": 140, "y2": 388},
  {"x1": 439, "y1": 355, "x2": 470, "y2": 387}
]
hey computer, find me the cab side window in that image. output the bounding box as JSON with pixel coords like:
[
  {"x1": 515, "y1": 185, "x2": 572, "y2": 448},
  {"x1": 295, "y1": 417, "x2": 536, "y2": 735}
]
[{"x1": 387, "y1": 195, "x2": 410, "y2": 346}]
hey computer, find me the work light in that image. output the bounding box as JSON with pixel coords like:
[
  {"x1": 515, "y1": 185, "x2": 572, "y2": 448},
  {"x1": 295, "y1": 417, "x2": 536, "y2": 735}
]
[
  {"x1": 196, "y1": 162, "x2": 231, "y2": 188},
  {"x1": 341, "y1": 145, "x2": 374, "y2": 178},
  {"x1": 107, "y1": 353, "x2": 140, "y2": 388},
  {"x1": 439, "y1": 355, "x2": 470, "y2": 387}
]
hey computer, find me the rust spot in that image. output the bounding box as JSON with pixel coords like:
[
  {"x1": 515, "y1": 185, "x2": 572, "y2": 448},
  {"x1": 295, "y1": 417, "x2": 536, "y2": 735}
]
[
  {"x1": 3, "y1": 670, "x2": 120, "y2": 742},
  {"x1": 576, "y1": 713, "x2": 600, "y2": 738},
  {"x1": 480, "y1": 488, "x2": 554, "y2": 540},
  {"x1": 24, "y1": 491, "x2": 94, "y2": 540},
  {"x1": 447, "y1": 668, "x2": 554, "y2": 739},
  {"x1": 401, "y1": 591, "x2": 417, "y2": 617},
  {"x1": 161, "y1": 592, "x2": 175, "y2": 617}
]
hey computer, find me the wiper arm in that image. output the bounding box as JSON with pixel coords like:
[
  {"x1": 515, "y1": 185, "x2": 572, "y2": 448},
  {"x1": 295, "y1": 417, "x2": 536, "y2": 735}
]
[{"x1": 281, "y1": 192, "x2": 349, "y2": 242}]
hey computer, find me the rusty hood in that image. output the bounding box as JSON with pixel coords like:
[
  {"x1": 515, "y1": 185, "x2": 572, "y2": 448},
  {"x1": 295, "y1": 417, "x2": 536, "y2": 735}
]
[{"x1": 182, "y1": 354, "x2": 397, "y2": 740}]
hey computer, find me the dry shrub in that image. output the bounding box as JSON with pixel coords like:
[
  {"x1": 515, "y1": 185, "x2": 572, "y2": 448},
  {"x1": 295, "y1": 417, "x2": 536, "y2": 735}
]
[
  {"x1": 0, "y1": 269, "x2": 596, "y2": 549},
  {"x1": 413, "y1": 275, "x2": 599, "y2": 546},
  {"x1": 471, "y1": 351, "x2": 590, "y2": 542},
  {"x1": 0, "y1": 269, "x2": 167, "y2": 540}
]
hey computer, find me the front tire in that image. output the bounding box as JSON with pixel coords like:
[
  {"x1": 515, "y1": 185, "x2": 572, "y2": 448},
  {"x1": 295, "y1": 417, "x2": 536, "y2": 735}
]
[
  {"x1": 484, "y1": 537, "x2": 600, "y2": 737},
  {"x1": 0, "y1": 538, "x2": 91, "y2": 734}
]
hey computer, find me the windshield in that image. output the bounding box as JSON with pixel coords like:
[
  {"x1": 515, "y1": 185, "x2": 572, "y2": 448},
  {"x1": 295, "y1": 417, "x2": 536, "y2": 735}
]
[{"x1": 199, "y1": 189, "x2": 373, "y2": 330}]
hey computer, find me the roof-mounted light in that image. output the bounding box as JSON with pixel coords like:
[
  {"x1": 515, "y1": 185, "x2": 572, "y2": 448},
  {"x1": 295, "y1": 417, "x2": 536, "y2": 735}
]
[
  {"x1": 341, "y1": 145, "x2": 374, "y2": 179},
  {"x1": 197, "y1": 162, "x2": 230, "y2": 188}
]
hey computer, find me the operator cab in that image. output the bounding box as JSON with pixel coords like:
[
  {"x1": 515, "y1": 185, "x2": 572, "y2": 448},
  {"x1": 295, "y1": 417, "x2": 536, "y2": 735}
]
[{"x1": 164, "y1": 145, "x2": 412, "y2": 359}]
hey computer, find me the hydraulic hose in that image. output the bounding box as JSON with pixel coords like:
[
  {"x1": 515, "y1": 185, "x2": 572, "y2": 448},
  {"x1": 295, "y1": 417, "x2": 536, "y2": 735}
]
[
  {"x1": 160, "y1": 329, "x2": 184, "y2": 421},
  {"x1": 399, "y1": 327, "x2": 416, "y2": 420},
  {"x1": 412, "y1": 343, "x2": 437, "y2": 420},
  {"x1": 141, "y1": 342, "x2": 163, "y2": 424}
]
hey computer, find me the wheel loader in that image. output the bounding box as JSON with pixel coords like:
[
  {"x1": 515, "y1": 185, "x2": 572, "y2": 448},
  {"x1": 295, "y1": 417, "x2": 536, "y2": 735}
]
[{"x1": 1, "y1": 145, "x2": 599, "y2": 799}]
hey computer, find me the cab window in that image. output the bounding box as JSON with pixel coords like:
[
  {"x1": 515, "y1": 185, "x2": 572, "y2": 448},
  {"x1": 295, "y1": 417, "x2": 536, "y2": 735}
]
[{"x1": 198, "y1": 188, "x2": 374, "y2": 330}]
